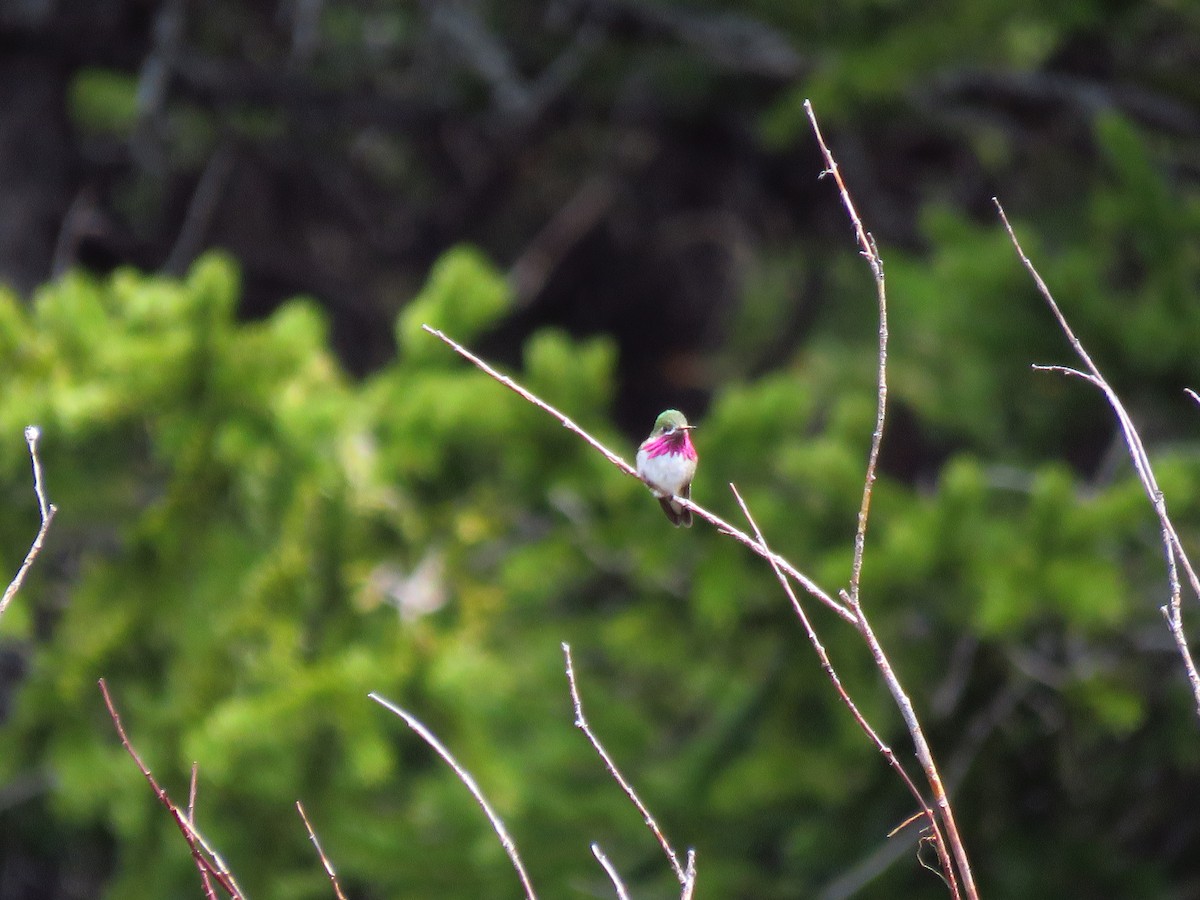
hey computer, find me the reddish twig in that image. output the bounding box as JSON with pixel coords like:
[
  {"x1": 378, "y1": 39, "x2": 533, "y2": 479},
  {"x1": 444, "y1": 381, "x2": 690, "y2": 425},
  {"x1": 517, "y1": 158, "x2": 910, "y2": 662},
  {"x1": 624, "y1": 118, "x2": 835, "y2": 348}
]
[
  {"x1": 297, "y1": 801, "x2": 349, "y2": 900},
  {"x1": 730, "y1": 485, "x2": 960, "y2": 899},
  {"x1": 562, "y1": 643, "x2": 694, "y2": 893},
  {"x1": 421, "y1": 324, "x2": 856, "y2": 627},
  {"x1": 1, "y1": 426, "x2": 58, "y2": 620},
  {"x1": 804, "y1": 100, "x2": 978, "y2": 900},
  {"x1": 98, "y1": 679, "x2": 245, "y2": 898},
  {"x1": 996, "y1": 199, "x2": 1200, "y2": 719},
  {"x1": 368, "y1": 692, "x2": 538, "y2": 900}
]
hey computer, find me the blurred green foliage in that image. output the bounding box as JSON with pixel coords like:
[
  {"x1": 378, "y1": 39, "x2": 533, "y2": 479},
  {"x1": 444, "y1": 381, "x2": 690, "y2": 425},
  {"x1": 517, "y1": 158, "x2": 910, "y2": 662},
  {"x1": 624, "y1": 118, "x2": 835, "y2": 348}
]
[
  {"x1": 8, "y1": 22, "x2": 1200, "y2": 887},
  {"x1": 68, "y1": 69, "x2": 140, "y2": 136}
]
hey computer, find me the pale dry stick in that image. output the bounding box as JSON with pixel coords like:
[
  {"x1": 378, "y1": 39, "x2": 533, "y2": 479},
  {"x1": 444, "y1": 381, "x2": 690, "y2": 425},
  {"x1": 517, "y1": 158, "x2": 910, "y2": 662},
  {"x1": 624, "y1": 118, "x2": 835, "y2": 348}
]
[
  {"x1": 368, "y1": 692, "x2": 538, "y2": 900},
  {"x1": 590, "y1": 843, "x2": 632, "y2": 900},
  {"x1": 804, "y1": 100, "x2": 979, "y2": 900},
  {"x1": 681, "y1": 850, "x2": 697, "y2": 900},
  {"x1": 561, "y1": 642, "x2": 691, "y2": 889},
  {"x1": 98, "y1": 679, "x2": 245, "y2": 899},
  {"x1": 420, "y1": 324, "x2": 856, "y2": 628},
  {"x1": 188, "y1": 764, "x2": 218, "y2": 900},
  {"x1": 1, "y1": 426, "x2": 59, "y2": 620},
  {"x1": 297, "y1": 801, "x2": 349, "y2": 900},
  {"x1": 730, "y1": 485, "x2": 961, "y2": 900},
  {"x1": 995, "y1": 199, "x2": 1200, "y2": 719}
]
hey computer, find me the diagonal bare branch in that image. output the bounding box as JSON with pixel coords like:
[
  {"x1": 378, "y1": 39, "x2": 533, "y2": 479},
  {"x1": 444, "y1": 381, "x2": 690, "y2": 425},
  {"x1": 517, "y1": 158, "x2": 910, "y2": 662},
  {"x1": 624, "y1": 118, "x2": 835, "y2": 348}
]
[
  {"x1": 730, "y1": 484, "x2": 960, "y2": 899},
  {"x1": 99, "y1": 679, "x2": 245, "y2": 898},
  {"x1": 297, "y1": 801, "x2": 349, "y2": 900},
  {"x1": 421, "y1": 324, "x2": 856, "y2": 626},
  {"x1": 1, "y1": 426, "x2": 58, "y2": 620},
  {"x1": 369, "y1": 692, "x2": 538, "y2": 900},
  {"x1": 562, "y1": 642, "x2": 691, "y2": 887}
]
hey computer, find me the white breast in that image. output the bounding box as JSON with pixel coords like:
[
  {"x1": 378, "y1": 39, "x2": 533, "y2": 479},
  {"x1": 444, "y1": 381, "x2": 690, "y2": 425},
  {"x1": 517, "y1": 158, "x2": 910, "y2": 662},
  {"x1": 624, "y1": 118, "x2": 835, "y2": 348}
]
[{"x1": 636, "y1": 448, "x2": 696, "y2": 497}]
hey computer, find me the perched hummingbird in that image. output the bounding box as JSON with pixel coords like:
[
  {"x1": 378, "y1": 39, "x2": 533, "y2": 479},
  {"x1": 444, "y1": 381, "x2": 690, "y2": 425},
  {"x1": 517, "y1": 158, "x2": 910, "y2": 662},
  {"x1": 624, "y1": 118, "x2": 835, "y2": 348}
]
[{"x1": 636, "y1": 409, "x2": 698, "y2": 527}]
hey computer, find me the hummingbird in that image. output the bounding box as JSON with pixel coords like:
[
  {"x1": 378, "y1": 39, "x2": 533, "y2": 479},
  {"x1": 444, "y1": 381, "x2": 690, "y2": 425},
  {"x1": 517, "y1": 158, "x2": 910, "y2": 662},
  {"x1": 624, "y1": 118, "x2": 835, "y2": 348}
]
[{"x1": 636, "y1": 409, "x2": 698, "y2": 527}]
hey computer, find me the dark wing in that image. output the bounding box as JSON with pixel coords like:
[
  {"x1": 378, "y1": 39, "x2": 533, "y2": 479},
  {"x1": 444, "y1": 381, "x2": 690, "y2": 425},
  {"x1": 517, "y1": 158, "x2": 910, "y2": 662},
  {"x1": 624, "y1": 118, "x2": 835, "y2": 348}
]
[{"x1": 658, "y1": 483, "x2": 693, "y2": 528}]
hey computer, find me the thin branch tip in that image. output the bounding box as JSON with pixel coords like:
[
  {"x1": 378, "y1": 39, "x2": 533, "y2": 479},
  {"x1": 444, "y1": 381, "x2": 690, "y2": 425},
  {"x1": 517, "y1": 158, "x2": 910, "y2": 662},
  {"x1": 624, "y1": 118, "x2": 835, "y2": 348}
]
[
  {"x1": 563, "y1": 644, "x2": 688, "y2": 885},
  {"x1": 372, "y1": 692, "x2": 538, "y2": 899}
]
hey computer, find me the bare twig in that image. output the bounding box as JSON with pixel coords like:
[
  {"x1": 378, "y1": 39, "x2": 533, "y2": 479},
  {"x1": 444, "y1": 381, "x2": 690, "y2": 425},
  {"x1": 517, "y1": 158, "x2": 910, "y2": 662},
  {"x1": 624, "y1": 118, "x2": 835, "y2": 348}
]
[
  {"x1": 368, "y1": 692, "x2": 538, "y2": 900},
  {"x1": 297, "y1": 801, "x2": 349, "y2": 900},
  {"x1": 421, "y1": 324, "x2": 856, "y2": 626},
  {"x1": 996, "y1": 199, "x2": 1200, "y2": 720},
  {"x1": 509, "y1": 176, "x2": 615, "y2": 305},
  {"x1": 98, "y1": 679, "x2": 245, "y2": 898},
  {"x1": 163, "y1": 142, "x2": 236, "y2": 276},
  {"x1": 730, "y1": 485, "x2": 960, "y2": 899},
  {"x1": 802, "y1": 99, "x2": 884, "y2": 606},
  {"x1": 562, "y1": 643, "x2": 691, "y2": 889},
  {"x1": 681, "y1": 850, "x2": 697, "y2": 900},
  {"x1": 591, "y1": 843, "x2": 632, "y2": 900},
  {"x1": 1, "y1": 426, "x2": 58, "y2": 620},
  {"x1": 804, "y1": 100, "x2": 978, "y2": 900},
  {"x1": 188, "y1": 764, "x2": 218, "y2": 900}
]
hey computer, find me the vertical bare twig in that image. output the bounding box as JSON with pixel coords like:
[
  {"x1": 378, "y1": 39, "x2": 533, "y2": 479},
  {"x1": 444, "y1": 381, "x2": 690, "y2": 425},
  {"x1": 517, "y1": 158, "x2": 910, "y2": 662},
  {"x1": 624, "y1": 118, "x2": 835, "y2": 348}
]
[
  {"x1": 562, "y1": 642, "x2": 694, "y2": 894},
  {"x1": 1, "y1": 426, "x2": 58, "y2": 620},
  {"x1": 368, "y1": 692, "x2": 538, "y2": 900},
  {"x1": 730, "y1": 485, "x2": 960, "y2": 899},
  {"x1": 297, "y1": 801, "x2": 349, "y2": 900},
  {"x1": 804, "y1": 99, "x2": 978, "y2": 900},
  {"x1": 996, "y1": 199, "x2": 1200, "y2": 719},
  {"x1": 98, "y1": 679, "x2": 245, "y2": 899},
  {"x1": 802, "y1": 101, "x2": 885, "y2": 606}
]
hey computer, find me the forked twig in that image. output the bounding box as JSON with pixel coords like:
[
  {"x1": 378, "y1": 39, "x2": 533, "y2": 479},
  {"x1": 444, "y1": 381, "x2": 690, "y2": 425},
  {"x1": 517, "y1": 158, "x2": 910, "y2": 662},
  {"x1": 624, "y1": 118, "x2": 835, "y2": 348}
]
[
  {"x1": 805, "y1": 100, "x2": 977, "y2": 900},
  {"x1": 297, "y1": 801, "x2": 349, "y2": 900},
  {"x1": 562, "y1": 642, "x2": 694, "y2": 893},
  {"x1": 1, "y1": 426, "x2": 58, "y2": 620},
  {"x1": 996, "y1": 199, "x2": 1200, "y2": 718},
  {"x1": 730, "y1": 485, "x2": 960, "y2": 899},
  {"x1": 368, "y1": 692, "x2": 538, "y2": 900},
  {"x1": 98, "y1": 679, "x2": 245, "y2": 898}
]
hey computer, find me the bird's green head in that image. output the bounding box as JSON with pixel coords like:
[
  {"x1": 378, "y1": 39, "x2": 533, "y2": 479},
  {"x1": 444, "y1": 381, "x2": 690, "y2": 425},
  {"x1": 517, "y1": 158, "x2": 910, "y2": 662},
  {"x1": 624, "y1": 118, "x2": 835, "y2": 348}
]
[{"x1": 651, "y1": 409, "x2": 691, "y2": 436}]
